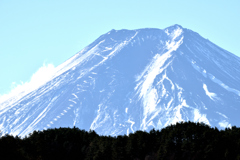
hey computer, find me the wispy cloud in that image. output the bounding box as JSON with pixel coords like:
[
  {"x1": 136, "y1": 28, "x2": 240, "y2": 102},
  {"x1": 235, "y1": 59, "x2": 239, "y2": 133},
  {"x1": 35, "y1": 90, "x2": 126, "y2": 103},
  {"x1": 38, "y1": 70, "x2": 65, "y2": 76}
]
[{"x1": 0, "y1": 63, "x2": 56, "y2": 103}]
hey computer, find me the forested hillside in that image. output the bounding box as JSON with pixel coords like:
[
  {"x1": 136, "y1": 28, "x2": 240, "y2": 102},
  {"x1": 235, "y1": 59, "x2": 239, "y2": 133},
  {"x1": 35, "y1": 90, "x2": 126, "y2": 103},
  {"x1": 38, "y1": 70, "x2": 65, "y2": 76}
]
[{"x1": 1, "y1": 121, "x2": 240, "y2": 160}]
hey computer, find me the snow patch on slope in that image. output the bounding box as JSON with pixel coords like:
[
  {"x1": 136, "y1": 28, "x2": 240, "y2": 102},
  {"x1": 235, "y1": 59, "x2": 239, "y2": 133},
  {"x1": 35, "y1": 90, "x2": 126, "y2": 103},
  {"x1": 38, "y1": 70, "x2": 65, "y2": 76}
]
[
  {"x1": 191, "y1": 60, "x2": 240, "y2": 97},
  {"x1": 209, "y1": 74, "x2": 240, "y2": 96},
  {"x1": 219, "y1": 120, "x2": 231, "y2": 128},
  {"x1": 19, "y1": 96, "x2": 58, "y2": 136},
  {"x1": 135, "y1": 27, "x2": 184, "y2": 130},
  {"x1": 203, "y1": 84, "x2": 218, "y2": 101},
  {"x1": 90, "y1": 104, "x2": 111, "y2": 130},
  {"x1": 193, "y1": 109, "x2": 210, "y2": 125}
]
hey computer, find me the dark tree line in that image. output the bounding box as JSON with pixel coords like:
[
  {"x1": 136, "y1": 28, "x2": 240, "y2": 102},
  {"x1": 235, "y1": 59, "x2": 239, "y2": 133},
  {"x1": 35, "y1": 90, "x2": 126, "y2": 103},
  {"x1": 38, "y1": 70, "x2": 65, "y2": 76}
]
[{"x1": 1, "y1": 122, "x2": 240, "y2": 160}]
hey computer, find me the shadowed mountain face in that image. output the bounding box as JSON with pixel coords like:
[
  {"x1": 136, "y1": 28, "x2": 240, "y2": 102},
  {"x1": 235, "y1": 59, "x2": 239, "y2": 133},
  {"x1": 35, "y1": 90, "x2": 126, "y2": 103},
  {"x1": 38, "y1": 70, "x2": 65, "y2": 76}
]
[{"x1": 1, "y1": 24, "x2": 240, "y2": 137}]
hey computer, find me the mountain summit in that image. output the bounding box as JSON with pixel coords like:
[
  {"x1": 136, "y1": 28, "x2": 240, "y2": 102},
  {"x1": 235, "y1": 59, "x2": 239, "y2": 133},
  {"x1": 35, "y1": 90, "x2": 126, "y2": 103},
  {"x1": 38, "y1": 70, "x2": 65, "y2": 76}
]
[{"x1": 1, "y1": 25, "x2": 240, "y2": 137}]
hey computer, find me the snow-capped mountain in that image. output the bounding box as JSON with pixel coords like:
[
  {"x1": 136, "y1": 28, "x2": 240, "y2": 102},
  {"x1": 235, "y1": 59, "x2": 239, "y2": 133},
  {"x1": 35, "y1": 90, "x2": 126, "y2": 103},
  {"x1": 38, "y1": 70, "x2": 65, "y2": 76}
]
[{"x1": 1, "y1": 24, "x2": 240, "y2": 137}]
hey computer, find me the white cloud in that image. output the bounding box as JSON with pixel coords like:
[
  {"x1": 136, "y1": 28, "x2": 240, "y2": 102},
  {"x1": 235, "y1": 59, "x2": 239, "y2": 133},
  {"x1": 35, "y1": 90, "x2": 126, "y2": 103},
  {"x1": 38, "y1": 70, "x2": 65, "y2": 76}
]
[{"x1": 0, "y1": 63, "x2": 56, "y2": 103}]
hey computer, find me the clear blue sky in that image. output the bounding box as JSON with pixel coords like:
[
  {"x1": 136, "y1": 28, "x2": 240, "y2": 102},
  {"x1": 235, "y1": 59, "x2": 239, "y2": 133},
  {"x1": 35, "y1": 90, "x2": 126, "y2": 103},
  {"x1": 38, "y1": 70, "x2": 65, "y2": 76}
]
[{"x1": 0, "y1": 0, "x2": 240, "y2": 96}]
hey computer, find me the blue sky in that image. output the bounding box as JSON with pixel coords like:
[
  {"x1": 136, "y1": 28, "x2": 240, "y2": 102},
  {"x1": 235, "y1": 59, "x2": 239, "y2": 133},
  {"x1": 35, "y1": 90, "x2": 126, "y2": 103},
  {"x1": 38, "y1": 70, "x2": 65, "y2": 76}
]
[{"x1": 0, "y1": 0, "x2": 240, "y2": 96}]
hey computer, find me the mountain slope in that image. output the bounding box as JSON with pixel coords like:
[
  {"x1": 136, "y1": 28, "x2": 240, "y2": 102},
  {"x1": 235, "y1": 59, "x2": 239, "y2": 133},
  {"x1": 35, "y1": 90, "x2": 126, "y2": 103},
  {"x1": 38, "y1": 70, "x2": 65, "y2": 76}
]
[{"x1": 1, "y1": 24, "x2": 240, "y2": 137}]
